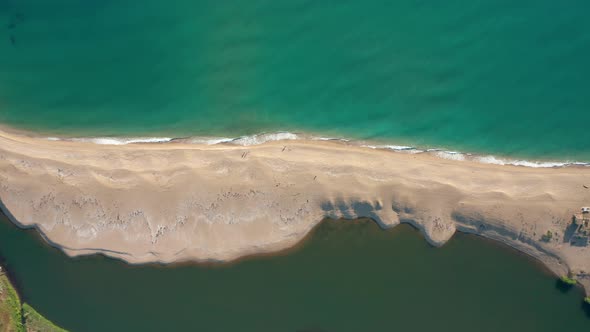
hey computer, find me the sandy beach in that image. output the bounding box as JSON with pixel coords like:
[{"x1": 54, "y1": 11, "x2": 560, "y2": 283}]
[{"x1": 0, "y1": 127, "x2": 589, "y2": 291}]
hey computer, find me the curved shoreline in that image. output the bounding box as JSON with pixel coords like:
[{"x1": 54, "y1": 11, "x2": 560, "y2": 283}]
[
  {"x1": 1, "y1": 124, "x2": 588, "y2": 169},
  {"x1": 0, "y1": 127, "x2": 590, "y2": 294}
]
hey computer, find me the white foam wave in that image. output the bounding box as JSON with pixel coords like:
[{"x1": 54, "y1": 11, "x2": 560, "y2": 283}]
[
  {"x1": 40, "y1": 132, "x2": 589, "y2": 168},
  {"x1": 71, "y1": 137, "x2": 173, "y2": 145},
  {"x1": 230, "y1": 132, "x2": 299, "y2": 146},
  {"x1": 474, "y1": 155, "x2": 582, "y2": 168},
  {"x1": 362, "y1": 144, "x2": 424, "y2": 154},
  {"x1": 312, "y1": 136, "x2": 350, "y2": 142},
  {"x1": 383, "y1": 145, "x2": 414, "y2": 151},
  {"x1": 434, "y1": 151, "x2": 467, "y2": 161},
  {"x1": 186, "y1": 137, "x2": 234, "y2": 145}
]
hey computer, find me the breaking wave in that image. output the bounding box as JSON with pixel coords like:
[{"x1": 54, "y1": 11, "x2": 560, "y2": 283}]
[{"x1": 42, "y1": 132, "x2": 589, "y2": 168}]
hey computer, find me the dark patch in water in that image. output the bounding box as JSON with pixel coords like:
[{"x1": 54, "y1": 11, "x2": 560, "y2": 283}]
[
  {"x1": 581, "y1": 301, "x2": 590, "y2": 318},
  {"x1": 555, "y1": 279, "x2": 575, "y2": 293}
]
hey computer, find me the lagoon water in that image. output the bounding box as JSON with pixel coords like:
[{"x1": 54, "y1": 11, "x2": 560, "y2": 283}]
[
  {"x1": 0, "y1": 1, "x2": 589, "y2": 160},
  {"x1": 0, "y1": 215, "x2": 589, "y2": 332}
]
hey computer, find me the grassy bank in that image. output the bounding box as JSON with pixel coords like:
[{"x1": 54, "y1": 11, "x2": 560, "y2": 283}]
[
  {"x1": 0, "y1": 269, "x2": 68, "y2": 332},
  {"x1": 0, "y1": 274, "x2": 22, "y2": 332},
  {"x1": 22, "y1": 304, "x2": 67, "y2": 332}
]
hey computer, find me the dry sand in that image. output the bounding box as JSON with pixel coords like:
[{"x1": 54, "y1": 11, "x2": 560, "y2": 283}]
[{"x1": 0, "y1": 128, "x2": 589, "y2": 291}]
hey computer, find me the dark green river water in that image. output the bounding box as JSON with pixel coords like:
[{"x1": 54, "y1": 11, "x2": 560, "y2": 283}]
[{"x1": 0, "y1": 214, "x2": 588, "y2": 331}]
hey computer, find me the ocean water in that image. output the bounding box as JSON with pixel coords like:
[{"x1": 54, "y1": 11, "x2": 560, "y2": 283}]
[
  {"x1": 0, "y1": 215, "x2": 589, "y2": 332},
  {"x1": 0, "y1": 1, "x2": 589, "y2": 160}
]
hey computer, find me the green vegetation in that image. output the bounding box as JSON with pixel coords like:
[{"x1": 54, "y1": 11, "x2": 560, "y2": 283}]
[
  {"x1": 0, "y1": 271, "x2": 68, "y2": 332},
  {"x1": 559, "y1": 275, "x2": 577, "y2": 286},
  {"x1": 585, "y1": 297, "x2": 590, "y2": 305},
  {"x1": 0, "y1": 274, "x2": 24, "y2": 332},
  {"x1": 541, "y1": 231, "x2": 553, "y2": 242},
  {"x1": 22, "y1": 303, "x2": 68, "y2": 332}
]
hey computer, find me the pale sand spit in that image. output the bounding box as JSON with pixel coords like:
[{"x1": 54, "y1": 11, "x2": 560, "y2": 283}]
[{"x1": 0, "y1": 128, "x2": 589, "y2": 292}]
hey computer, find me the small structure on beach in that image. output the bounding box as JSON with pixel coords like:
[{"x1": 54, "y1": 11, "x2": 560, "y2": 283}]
[
  {"x1": 575, "y1": 206, "x2": 590, "y2": 217},
  {"x1": 573, "y1": 211, "x2": 590, "y2": 231},
  {"x1": 571, "y1": 208, "x2": 590, "y2": 246}
]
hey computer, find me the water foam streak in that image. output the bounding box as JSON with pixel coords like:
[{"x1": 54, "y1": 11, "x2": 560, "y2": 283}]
[{"x1": 43, "y1": 132, "x2": 589, "y2": 168}]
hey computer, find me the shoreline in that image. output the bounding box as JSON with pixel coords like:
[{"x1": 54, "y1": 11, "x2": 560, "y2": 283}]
[
  {"x1": 0, "y1": 209, "x2": 575, "y2": 282},
  {"x1": 0, "y1": 126, "x2": 590, "y2": 294},
  {"x1": 1, "y1": 206, "x2": 582, "y2": 301},
  {"x1": 1, "y1": 210, "x2": 588, "y2": 303},
  {"x1": 1, "y1": 123, "x2": 588, "y2": 169}
]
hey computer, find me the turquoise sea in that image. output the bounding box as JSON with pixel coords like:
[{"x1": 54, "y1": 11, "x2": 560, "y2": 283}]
[{"x1": 0, "y1": 0, "x2": 589, "y2": 160}]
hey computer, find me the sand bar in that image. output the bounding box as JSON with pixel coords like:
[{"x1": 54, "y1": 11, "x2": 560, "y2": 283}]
[{"x1": 0, "y1": 127, "x2": 590, "y2": 292}]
